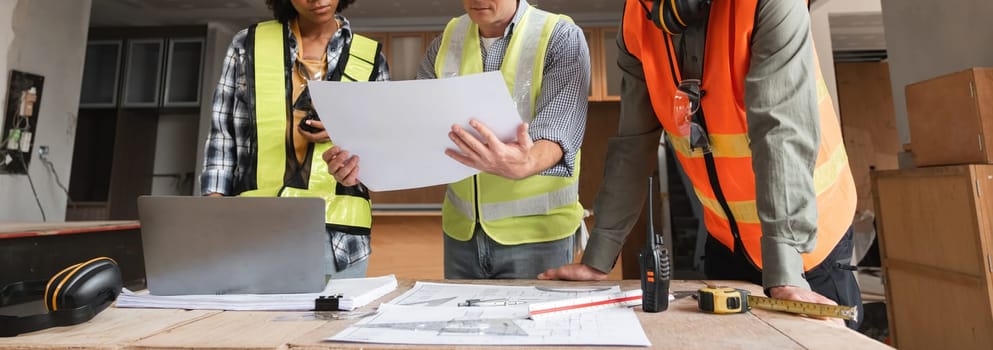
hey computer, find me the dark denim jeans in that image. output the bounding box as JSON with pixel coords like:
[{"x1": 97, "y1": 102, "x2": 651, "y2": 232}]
[{"x1": 444, "y1": 224, "x2": 574, "y2": 279}]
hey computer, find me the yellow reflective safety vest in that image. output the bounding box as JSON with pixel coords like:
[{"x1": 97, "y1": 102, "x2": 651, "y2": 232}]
[
  {"x1": 240, "y1": 20, "x2": 380, "y2": 234},
  {"x1": 437, "y1": 6, "x2": 583, "y2": 245}
]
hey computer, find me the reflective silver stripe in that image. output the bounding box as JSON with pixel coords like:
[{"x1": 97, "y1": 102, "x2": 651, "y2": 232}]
[
  {"x1": 440, "y1": 16, "x2": 471, "y2": 78},
  {"x1": 446, "y1": 181, "x2": 579, "y2": 222},
  {"x1": 480, "y1": 181, "x2": 579, "y2": 221},
  {"x1": 509, "y1": 8, "x2": 550, "y2": 122},
  {"x1": 446, "y1": 186, "x2": 476, "y2": 221}
]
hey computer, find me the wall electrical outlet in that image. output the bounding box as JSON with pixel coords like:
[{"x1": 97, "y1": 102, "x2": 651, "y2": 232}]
[{"x1": 38, "y1": 145, "x2": 49, "y2": 158}]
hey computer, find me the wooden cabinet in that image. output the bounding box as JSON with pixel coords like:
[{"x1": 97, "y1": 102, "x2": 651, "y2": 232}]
[
  {"x1": 388, "y1": 33, "x2": 433, "y2": 80},
  {"x1": 873, "y1": 165, "x2": 993, "y2": 349},
  {"x1": 69, "y1": 26, "x2": 207, "y2": 220},
  {"x1": 586, "y1": 26, "x2": 622, "y2": 102},
  {"x1": 122, "y1": 39, "x2": 165, "y2": 107},
  {"x1": 582, "y1": 28, "x2": 598, "y2": 100},
  {"x1": 80, "y1": 31, "x2": 205, "y2": 109},
  {"x1": 358, "y1": 31, "x2": 440, "y2": 81},
  {"x1": 906, "y1": 67, "x2": 993, "y2": 167},
  {"x1": 597, "y1": 27, "x2": 622, "y2": 101},
  {"x1": 79, "y1": 40, "x2": 123, "y2": 108},
  {"x1": 163, "y1": 38, "x2": 205, "y2": 107}
]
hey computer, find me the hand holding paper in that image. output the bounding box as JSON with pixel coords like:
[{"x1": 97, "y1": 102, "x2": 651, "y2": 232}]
[
  {"x1": 446, "y1": 120, "x2": 536, "y2": 180},
  {"x1": 322, "y1": 146, "x2": 361, "y2": 187}
]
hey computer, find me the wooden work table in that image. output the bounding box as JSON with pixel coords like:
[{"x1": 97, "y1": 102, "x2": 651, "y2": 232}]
[{"x1": 0, "y1": 279, "x2": 890, "y2": 350}]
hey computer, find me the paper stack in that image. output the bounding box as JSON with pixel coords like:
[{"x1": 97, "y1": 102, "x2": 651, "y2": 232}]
[{"x1": 115, "y1": 274, "x2": 397, "y2": 311}]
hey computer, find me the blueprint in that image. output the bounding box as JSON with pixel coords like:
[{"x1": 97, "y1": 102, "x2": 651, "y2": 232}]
[
  {"x1": 327, "y1": 282, "x2": 651, "y2": 346},
  {"x1": 386, "y1": 281, "x2": 620, "y2": 307}
]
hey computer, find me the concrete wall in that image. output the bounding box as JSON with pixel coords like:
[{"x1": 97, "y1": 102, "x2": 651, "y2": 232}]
[
  {"x1": 810, "y1": 0, "x2": 882, "y2": 116},
  {"x1": 881, "y1": 0, "x2": 993, "y2": 144},
  {"x1": 0, "y1": 2, "x2": 14, "y2": 115},
  {"x1": 0, "y1": 0, "x2": 91, "y2": 222}
]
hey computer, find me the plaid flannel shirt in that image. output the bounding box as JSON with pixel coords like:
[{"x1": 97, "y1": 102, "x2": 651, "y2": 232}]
[{"x1": 201, "y1": 15, "x2": 389, "y2": 272}]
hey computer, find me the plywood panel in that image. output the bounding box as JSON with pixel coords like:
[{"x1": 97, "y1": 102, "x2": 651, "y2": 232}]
[
  {"x1": 873, "y1": 166, "x2": 986, "y2": 275},
  {"x1": 369, "y1": 185, "x2": 446, "y2": 205},
  {"x1": 977, "y1": 166, "x2": 993, "y2": 319},
  {"x1": 835, "y1": 62, "x2": 900, "y2": 214},
  {"x1": 367, "y1": 215, "x2": 444, "y2": 280},
  {"x1": 130, "y1": 311, "x2": 325, "y2": 350},
  {"x1": 0, "y1": 308, "x2": 217, "y2": 349},
  {"x1": 906, "y1": 68, "x2": 993, "y2": 166},
  {"x1": 874, "y1": 165, "x2": 993, "y2": 348},
  {"x1": 885, "y1": 265, "x2": 993, "y2": 350},
  {"x1": 753, "y1": 309, "x2": 886, "y2": 350}
]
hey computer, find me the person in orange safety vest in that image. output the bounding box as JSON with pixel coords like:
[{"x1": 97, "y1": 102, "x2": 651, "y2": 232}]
[{"x1": 539, "y1": 0, "x2": 862, "y2": 329}]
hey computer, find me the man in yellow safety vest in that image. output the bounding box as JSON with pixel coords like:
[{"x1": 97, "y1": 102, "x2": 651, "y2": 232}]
[{"x1": 324, "y1": 0, "x2": 591, "y2": 279}]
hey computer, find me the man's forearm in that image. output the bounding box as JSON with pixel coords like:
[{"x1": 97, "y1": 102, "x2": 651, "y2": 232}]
[
  {"x1": 520, "y1": 140, "x2": 564, "y2": 178},
  {"x1": 581, "y1": 26, "x2": 664, "y2": 273},
  {"x1": 745, "y1": 0, "x2": 821, "y2": 289}
]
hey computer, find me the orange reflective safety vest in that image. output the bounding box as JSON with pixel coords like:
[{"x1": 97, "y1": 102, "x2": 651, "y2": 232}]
[{"x1": 621, "y1": 0, "x2": 856, "y2": 271}]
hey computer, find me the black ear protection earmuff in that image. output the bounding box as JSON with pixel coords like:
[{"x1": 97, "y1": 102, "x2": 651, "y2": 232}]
[
  {"x1": 0, "y1": 257, "x2": 122, "y2": 337},
  {"x1": 646, "y1": 0, "x2": 713, "y2": 35}
]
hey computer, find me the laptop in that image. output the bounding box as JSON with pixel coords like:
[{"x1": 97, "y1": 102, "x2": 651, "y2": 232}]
[{"x1": 137, "y1": 196, "x2": 327, "y2": 295}]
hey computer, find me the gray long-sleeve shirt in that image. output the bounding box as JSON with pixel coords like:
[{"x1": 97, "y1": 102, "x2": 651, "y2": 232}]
[{"x1": 581, "y1": 0, "x2": 821, "y2": 290}]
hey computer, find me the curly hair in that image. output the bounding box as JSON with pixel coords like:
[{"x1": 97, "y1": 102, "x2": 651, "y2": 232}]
[{"x1": 265, "y1": 0, "x2": 356, "y2": 23}]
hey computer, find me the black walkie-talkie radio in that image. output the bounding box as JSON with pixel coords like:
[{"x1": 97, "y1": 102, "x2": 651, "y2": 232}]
[{"x1": 639, "y1": 176, "x2": 671, "y2": 312}]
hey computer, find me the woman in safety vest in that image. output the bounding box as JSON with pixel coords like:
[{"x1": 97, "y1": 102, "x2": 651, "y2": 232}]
[{"x1": 201, "y1": 0, "x2": 389, "y2": 280}]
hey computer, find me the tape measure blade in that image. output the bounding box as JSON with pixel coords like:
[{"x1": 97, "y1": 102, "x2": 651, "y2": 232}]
[{"x1": 746, "y1": 295, "x2": 857, "y2": 321}]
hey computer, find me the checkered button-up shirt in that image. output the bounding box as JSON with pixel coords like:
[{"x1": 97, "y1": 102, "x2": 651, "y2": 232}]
[{"x1": 416, "y1": 0, "x2": 590, "y2": 177}]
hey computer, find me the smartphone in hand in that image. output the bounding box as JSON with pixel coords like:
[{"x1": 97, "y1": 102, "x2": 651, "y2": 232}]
[{"x1": 299, "y1": 114, "x2": 321, "y2": 133}]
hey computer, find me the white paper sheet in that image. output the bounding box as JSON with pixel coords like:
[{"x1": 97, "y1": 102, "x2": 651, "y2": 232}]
[
  {"x1": 328, "y1": 282, "x2": 651, "y2": 347},
  {"x1": 114, "y1": 275, "x2": 397, "y2": 311},
  {"x1": 385, "y1": 281, "x2": 621, "y2": 307},
  {"x1": 308, "y1": 71, "x2": 522, "y2": 191}
]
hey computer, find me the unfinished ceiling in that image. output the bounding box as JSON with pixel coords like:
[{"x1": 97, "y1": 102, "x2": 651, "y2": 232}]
[
  {"x1": 88, "y1": 0, "x2": 885, "y2": 55},
  {"x1": 88, "y1": 0, "x2": 623, "y2": 29},
  {"x1": 830, "y1": 12, "x2": 886, "y2": 52},
  {"x1": 829, "y1": 12, "x2": 887, "y2": 62}
]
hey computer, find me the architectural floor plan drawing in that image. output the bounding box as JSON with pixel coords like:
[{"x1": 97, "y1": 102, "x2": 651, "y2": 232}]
[
  {"x1": 387, "y1": 281, "x2": 620, "y2": 307},
  {"x1": 327, "y1": 282, "x2": 651, "y2": 346},
  {"x1": 354, "y1": 307, "x2": 529, "y2": 336},
  {"x1": 328, "y1": 304, "x2": 651, "y2": 346}
]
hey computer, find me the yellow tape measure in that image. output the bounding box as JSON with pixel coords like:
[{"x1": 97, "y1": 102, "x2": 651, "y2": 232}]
[{"x1": 697, "y1": 287, "x2": 858, "y2": 321}]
